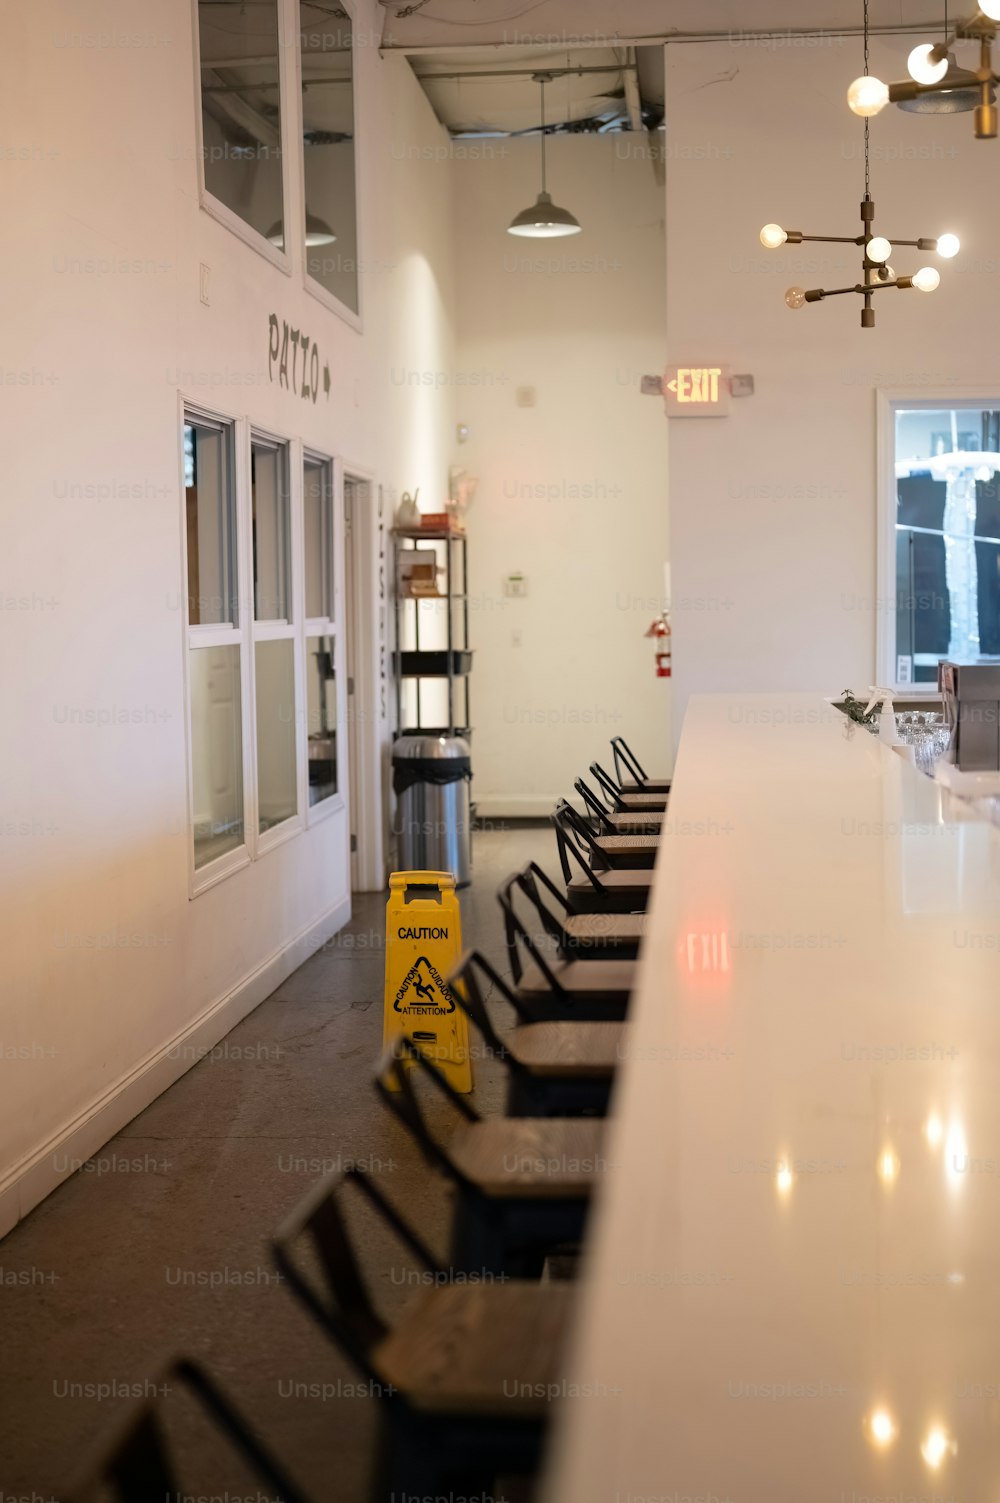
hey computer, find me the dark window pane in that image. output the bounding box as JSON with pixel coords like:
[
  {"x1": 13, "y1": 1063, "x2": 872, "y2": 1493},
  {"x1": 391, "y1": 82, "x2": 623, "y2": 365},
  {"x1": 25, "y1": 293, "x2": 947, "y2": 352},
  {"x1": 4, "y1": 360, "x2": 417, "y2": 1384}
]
[
  {"x1": 977, "y1": 540, "x2": 1000, "y2": 656},
  {"x1": 307, "y1": 634, "x2": 337, "y2": 805},
  {"x1": 976, "y1": 477, "x2": 1000, "y2": 541},
  {"x1": 896, "y1": 529, "x2": 950, "y2": 656},
  {"x1": 897, "y1": 475, "x2": 947, "y2": 531},
  {"x1": 185, "y1": 420, "x2": 236, "y2": 627},
  {"x1": 300, "y1": 4, "x2": 358, "y2": 313},
  {"x1": 198, "y1": 0, "x2": 284, "y2": 244}
]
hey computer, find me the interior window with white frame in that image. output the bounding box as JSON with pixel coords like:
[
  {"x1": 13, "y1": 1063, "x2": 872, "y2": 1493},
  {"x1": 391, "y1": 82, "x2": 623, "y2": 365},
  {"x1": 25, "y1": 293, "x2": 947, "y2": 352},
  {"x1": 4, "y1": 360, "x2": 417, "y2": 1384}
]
[
  {"x1": 195, "y1": 0, "x2": 286, "y2": 252},
  {"x1": 183, "y1": 412, "x2": 247, "y2": 871},
  {"x1": 250, "y1": 434, "x2": 300, "y2": 836},
  {"x1": 303, "y1": 453, "x2": 338, "y2": 807},
  {"x1": 299, "y1": 1, "x2": 360, "y2": 316}
]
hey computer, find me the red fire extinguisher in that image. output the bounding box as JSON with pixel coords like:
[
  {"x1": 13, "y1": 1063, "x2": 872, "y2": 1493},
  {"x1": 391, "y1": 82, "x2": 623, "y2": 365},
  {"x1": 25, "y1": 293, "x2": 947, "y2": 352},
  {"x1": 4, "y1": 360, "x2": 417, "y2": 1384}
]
[{"x1": 645, "y1": 612, "x2": 672, "y2": 678}]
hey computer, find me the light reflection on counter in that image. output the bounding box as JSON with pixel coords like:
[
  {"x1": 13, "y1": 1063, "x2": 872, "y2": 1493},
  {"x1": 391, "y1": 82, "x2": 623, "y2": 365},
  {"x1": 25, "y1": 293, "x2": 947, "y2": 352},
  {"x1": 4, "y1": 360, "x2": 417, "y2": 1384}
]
[
  {"x1": 944, "y1": 1119, "x2": 968, "y2": 1190},
  {"x1": 920, "y1": 1424, "x2": 956, "y2": 1470},
  {"x1": 866, "y1": 1406, "x2": 897, "y2": 1449}
]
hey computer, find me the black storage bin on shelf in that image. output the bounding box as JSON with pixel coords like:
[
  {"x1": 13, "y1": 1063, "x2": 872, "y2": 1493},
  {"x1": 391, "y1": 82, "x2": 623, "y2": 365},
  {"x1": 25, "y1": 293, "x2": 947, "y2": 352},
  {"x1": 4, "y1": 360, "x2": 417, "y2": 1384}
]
[{"x1": 394, "y1": 650, "x2": 473, "y2": 678}]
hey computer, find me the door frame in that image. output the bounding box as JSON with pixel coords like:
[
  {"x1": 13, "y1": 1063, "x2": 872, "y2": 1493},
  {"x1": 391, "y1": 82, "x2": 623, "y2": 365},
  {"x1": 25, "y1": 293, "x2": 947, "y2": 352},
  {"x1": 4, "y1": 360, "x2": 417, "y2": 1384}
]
[{"x1": 342, "y1": 464, "x2": 389, "y2": 891}]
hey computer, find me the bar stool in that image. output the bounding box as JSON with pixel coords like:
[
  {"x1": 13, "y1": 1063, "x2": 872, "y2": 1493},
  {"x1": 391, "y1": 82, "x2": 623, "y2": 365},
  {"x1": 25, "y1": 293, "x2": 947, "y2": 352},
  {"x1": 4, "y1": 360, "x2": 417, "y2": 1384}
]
[
  {"x1": 591, "y1": 761, "x2": 669, "y2": 813},
  {"x1": 450, "y1": 948, "x2": 621, "y2": 1116},
  {"x1": 523, "y1": 859, "x2": 645, "y2": 959},
  {"x1": 560, "y1": 800, "x2": 658, "y2": 871},
  {"x1": 375, "y1": 1038, "x2": 604, "y2": 1276},
  {"x1": 576, "y1": 775, "x2": 663, "y2": 835},
  {"x1": 273, "y1": 1167, "x2": 575, "y2": 1501},
  {"x1": 612, "y1": 735, "x2": 672, "y2": 793},
  {"x1": 553, "y1": 806, "x2": 654, "y2": 915},
  {"x1": 69, "y1": 1357, "x2": 311, "y2": 1503},
  {"x1": 498, "y1": 869, "x2": 636, "y2": 1019}
]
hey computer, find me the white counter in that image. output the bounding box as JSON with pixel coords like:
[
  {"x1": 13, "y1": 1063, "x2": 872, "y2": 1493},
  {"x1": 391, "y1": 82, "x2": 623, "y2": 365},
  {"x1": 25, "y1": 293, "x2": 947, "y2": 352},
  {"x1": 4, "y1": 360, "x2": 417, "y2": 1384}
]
[{"x1": 547, "y1": 693, "x2": 1000, "y2": 1503}]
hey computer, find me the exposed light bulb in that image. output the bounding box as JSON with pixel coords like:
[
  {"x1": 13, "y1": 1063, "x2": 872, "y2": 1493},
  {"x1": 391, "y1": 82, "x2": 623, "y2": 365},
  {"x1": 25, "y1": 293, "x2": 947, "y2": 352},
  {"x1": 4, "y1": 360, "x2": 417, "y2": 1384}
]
[
  {"x1": 760, "y1": 223, "x2": 787, "y2": 249},
  {"x1": 936, "y1": 233, "x2": 960, "y2": 258},
  {"x1": 913, "y1": 266, "x2": 941, "y2": 292},
  {"x1": 867, "y1": 236, "x2": 892, "y2": 263},
  {"x1": 908, "y1": 43, "x2": 949, "y2": 85},
  {"x1": 848, "y1": 75, "x2": 890, "y2": 116},
  {"x1": 979, "y1": 0, "x2": 1000, "y2": 18},
  {"x1": 879, "y1": 264, "x2": 897, "y2": 282},
  {"x1": 785, "y1": 286, "x2": 807, "y2": 310}
]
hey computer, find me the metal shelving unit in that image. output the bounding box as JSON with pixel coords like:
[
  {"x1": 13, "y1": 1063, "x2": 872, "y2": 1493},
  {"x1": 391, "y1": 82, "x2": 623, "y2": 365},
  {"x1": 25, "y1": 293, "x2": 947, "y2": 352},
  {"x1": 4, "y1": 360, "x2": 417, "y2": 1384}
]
[{"x1": 392, "y1": 528, "x2": 471, "y2": 738}]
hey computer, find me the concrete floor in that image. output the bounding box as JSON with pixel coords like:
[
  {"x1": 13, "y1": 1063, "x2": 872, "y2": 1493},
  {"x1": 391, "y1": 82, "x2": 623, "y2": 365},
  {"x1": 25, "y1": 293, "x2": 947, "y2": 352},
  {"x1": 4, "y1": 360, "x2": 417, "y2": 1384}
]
[{"x1": 0, "y1": 823, "x2": 552, "y2": 1501}]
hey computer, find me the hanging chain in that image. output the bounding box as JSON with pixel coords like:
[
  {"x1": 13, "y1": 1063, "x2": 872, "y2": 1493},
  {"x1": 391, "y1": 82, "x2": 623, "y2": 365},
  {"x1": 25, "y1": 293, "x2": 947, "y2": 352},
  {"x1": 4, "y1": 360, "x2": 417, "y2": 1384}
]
[
  {"x1": 539, "y1": 77, "x2": 547, "y2": 193},
  {"x1": 863, "y1": 0, "x2": 870, "y2": 197}
]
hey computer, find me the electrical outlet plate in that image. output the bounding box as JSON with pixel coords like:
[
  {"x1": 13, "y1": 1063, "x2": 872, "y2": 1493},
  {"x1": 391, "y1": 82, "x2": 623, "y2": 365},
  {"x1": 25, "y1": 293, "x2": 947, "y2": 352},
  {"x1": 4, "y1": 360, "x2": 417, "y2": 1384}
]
[{"x1": 504, "y1": 574, "x2": 528, "y2": 598}]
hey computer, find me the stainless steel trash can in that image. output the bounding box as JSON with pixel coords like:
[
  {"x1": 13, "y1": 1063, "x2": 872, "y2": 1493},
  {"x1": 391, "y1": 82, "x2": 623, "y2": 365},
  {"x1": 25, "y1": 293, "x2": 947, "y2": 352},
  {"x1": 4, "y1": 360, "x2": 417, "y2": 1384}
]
[{"x1": 392, "y1": 734, "x2": 472, "y2": 887}]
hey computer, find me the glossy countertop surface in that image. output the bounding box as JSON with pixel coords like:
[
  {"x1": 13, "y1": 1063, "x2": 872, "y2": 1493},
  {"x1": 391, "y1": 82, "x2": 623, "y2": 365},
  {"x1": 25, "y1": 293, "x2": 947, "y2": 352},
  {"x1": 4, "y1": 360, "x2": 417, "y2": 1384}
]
[{"x1": 547, "y1": 694, "x2": 1000, "y2": 1503}]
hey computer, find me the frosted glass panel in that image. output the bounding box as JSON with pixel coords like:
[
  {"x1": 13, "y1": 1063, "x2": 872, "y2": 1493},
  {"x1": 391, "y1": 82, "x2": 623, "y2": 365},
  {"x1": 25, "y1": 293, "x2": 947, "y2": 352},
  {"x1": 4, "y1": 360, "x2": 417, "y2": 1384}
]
[
  {"x1": 252, "y1": 441, "x2": 290, "y2": 621},
  {"x1": 190, "y1": 645, "x2": 244, "y2": 867},
  {"x1": 255, "y1": 638, "x2": 297, "y2": 832}
]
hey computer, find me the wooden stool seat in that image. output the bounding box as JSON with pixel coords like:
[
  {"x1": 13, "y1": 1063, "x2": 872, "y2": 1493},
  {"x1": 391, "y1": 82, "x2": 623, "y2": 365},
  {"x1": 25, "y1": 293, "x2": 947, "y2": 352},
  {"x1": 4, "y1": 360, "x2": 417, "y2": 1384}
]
[
  {"x1": 518, "y1": 957, "x2": 635, "y2": 1007},
  {"x1": 450, "y1": 1117, "x2": 605, "y2": 1198},
  {"x1": 606, "y1": 811, "x2": 663, "y2": 833},
  {"x1": 376, "y1": 1282, "x2": 574, "y2": 1418},
  {"x1": 566, "y1": 869, "x2": 652, "y2": 913},
  {"x1": 450, "y1": 950, "x2": 623, "y2": 1116},
  {"x1": 617, "y1": 791, "x2": 668, "y2": 811},
  {"x1": 510, "y1": 1019, "x2": 624, "y2": 1076},
  {"x1": 593, "y1": 834, "x2": 658, "y2": 869},
  {"x1": 562, "y1": 911, "x2": 645, "y2": 947},
  {"x1": 621, "y1": 777, "x2": 671, "y2": 794}
]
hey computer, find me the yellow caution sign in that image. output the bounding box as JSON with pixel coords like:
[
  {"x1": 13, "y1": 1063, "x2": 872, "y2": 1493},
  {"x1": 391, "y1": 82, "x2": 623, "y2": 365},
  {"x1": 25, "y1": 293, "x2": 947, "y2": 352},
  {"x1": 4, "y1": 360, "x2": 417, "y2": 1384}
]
[{"x1": 382, "y1": 870, "x2": 472, "y2": 1093}]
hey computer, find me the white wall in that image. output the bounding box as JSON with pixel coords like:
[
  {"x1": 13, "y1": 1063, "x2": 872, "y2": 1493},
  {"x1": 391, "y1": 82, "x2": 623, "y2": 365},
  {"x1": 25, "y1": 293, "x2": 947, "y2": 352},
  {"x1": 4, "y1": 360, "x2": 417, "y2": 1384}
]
[
  {"x1": 451, "y1": 133, "x2": 670, "y2": 815},
  {"x1": 665, "y1": 35, "x2": 999, "y2": 743},
  {"x1": 0, "y1": 0, "x2": 456, "y2": 1236}
]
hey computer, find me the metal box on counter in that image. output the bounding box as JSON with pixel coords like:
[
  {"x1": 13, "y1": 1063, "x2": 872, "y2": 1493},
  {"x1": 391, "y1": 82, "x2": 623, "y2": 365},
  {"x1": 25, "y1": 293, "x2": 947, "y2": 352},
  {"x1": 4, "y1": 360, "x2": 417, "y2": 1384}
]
[{"x1": 939, "y1": 661, "x2": 1000, "y2": 770}]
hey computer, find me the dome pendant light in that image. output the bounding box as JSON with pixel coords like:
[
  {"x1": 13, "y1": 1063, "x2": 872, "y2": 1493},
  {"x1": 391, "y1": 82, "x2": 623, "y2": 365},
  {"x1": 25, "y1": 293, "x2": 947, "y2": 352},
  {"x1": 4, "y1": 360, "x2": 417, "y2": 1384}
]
[
  {"x1": 866, "y1": 0, "x2": 1000, "y2": 138},
  {"x1": 507, "y1": 73, "x2": 582, "y2": 238},
  {"x1": 266, "y1": 210, "x2": 337, "y2": 249},
  {"x1": 760, "y1": 0, "x2": 957, "y2": 327},
  {"x1": 898, "y1": 2, "x2": 983, "y2": 113}
]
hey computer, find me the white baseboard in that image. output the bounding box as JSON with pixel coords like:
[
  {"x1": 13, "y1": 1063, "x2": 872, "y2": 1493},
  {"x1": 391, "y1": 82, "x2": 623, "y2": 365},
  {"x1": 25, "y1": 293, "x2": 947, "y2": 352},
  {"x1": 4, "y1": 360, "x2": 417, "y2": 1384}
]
[
  {"x1": 0, "y1": 893, "x2": 352, "y2": 1243},
  {"x1": 475, "y1": 794, "x2": 581, "y2": 820}
]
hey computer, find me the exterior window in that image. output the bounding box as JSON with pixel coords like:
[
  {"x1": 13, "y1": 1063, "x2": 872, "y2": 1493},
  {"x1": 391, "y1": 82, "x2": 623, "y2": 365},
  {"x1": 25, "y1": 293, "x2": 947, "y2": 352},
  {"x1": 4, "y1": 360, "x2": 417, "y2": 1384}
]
[
  {"x1": 303, "y1": 454, "x2": 337, "y2": 805},
  {"x1": 251, "y1": 436, "x2": 298, "y2": 835},
  {"x1": 299, "y1": 3, "x2": 359, "y2": 314},
  {"x1": 196, "y1": 0, "x2": 285, "y2": 247},
  {"x1": 184, "y1": 415, "x2": 245, "y2": 870},
  {"x1": 893, "y1": 406, "x2": 1000, "y2": 684}
]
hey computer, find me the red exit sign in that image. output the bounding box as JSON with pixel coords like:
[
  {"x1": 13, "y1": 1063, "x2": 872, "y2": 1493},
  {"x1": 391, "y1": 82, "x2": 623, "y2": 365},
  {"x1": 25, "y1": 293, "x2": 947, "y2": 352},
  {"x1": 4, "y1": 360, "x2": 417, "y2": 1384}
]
[{"x1": 664, "y1": 364, "x2": 730, "y2": 417}]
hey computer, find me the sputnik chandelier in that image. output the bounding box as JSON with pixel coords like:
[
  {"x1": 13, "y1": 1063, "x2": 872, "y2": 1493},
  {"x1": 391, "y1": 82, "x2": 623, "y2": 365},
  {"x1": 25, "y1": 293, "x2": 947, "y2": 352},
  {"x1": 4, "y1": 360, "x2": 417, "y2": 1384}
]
[
  {"x1": 759, "y1": 0, "x2": 960, "y2": 326},
  {"x1": 847, "y1": 1, "x2": 1000, "y2": 138}
]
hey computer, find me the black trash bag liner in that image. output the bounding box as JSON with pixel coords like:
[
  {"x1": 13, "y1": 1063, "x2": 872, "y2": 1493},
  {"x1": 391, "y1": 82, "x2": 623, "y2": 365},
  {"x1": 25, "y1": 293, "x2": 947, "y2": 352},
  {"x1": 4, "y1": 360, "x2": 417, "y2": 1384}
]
[{"x1": 393, "y1": 756, "x2": 472, "y2": 796}]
